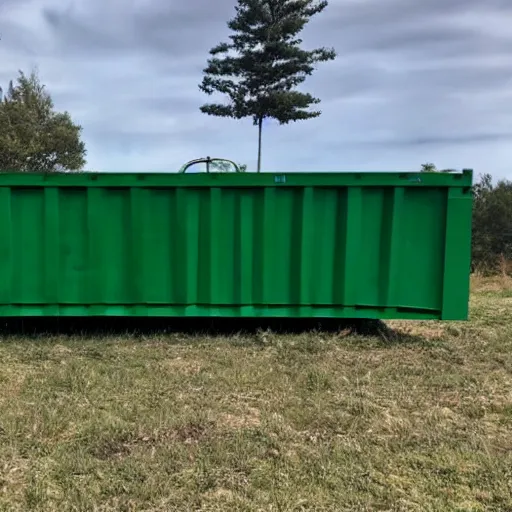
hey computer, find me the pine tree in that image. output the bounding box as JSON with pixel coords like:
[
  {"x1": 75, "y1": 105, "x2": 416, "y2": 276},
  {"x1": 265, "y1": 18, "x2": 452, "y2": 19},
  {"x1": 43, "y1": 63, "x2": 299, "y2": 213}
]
[
  {"x1": 199, "y1": 0, "x2": 336, "y2": 172},
  {"x1": 0, "y1": 69, "x2": 86, "y2": 172}
]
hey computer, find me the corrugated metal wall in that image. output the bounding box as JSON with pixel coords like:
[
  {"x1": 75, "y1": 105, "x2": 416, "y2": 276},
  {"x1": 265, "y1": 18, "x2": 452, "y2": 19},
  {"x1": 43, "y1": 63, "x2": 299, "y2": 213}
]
[{"x1": 0, "y1": 176, "x2": 472, "y2": 319}]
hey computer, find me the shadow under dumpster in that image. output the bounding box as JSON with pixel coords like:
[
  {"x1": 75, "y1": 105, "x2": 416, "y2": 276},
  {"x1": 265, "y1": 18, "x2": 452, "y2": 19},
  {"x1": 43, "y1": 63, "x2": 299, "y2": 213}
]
[{"x1": 0, "y1": 317, "x2": 392, "y2": 337}]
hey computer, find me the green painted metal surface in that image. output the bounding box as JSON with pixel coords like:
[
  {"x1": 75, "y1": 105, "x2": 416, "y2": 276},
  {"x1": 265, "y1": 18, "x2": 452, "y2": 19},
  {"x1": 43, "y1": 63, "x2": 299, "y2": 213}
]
[{"x1": 0, "y1": 170, "x2": 473, "y2": 320}]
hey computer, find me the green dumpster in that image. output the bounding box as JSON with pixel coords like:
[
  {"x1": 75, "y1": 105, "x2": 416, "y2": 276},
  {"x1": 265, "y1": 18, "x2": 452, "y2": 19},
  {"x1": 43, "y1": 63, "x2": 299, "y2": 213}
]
[{"x1": 0, "y1": 169, "x2": 473, "y2": 320}]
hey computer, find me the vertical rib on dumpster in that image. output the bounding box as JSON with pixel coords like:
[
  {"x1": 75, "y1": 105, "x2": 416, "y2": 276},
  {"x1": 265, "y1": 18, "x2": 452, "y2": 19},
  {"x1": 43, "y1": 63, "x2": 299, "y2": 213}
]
[
  {"x1": 300, "y1": 187, "x2": 315, "y2": 304},
  {"x1": 87, "y1": 188, "x2": 104, "y2": 306},
  {"x1": 210, "y1": 187, "x2": 223, "y2": 304},
  {"x1": 342, "y1": 187, "x2": 362, "y2": 306},
  {"x1": 240, "y1": 193, "x2": 254, "y2": 305},
  {"x1": 0, "y1": 188, "x2": 12, "y2": 305},
  {"x1": 263, "y1": 187, "x2": 276, "y2": 305},
  {"x1": 311, "y1": 188, "x2": 337, "y2": 305},
  {"x1": 130, "y1": 187, "x2": 145, "y2": 304},
  {"x1": 379, "y1": 187, "x2": 404, "y2": 306},
  {"x1": 176, "y1": 188, "x2": 199, "y2": 305},
  {"x1": 44, "y1": 187, "x2": 60, "y2": 304}
]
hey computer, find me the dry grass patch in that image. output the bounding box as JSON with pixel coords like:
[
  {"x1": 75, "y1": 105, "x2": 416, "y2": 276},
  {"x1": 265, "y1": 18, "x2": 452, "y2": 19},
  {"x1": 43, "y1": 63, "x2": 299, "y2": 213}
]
[{"x1": 471, "y1": 272, "x2": 512, "y2": 294}]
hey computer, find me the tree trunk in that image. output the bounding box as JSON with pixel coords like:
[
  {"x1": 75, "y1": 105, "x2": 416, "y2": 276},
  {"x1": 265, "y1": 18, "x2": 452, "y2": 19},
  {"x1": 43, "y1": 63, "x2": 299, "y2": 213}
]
[{"x1": 257, "y1": 116, "x2": 263, "y2": 173}]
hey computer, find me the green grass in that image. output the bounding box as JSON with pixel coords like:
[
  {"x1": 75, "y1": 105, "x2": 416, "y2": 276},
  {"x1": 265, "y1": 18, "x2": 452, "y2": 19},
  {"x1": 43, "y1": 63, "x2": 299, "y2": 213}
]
[{"x1": 1, "y1": 278, "x2": 512, "y2": 511}]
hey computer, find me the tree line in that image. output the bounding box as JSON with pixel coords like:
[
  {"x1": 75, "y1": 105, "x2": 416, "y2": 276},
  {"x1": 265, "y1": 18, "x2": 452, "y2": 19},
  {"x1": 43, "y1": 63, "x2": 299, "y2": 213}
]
[
  {"x1": 0, "y1": 0, "x2": 510, "y2": 274},
  {"x1": 469, "y1": 175, "x2": 512, "y2": 274}
]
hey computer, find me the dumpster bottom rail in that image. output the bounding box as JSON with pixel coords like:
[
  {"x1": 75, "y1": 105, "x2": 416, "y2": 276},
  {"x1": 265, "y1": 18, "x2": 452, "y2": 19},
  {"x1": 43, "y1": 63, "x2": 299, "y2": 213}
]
[{"x1": 0, "y1": 304, "x2": 443, "y2": 320}]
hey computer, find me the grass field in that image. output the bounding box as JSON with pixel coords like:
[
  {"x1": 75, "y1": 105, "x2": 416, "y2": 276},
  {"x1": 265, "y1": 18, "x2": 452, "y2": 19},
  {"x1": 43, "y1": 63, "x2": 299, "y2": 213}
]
[{"x1": 1, "y1": 277, "x2": 511, "y2": 511}]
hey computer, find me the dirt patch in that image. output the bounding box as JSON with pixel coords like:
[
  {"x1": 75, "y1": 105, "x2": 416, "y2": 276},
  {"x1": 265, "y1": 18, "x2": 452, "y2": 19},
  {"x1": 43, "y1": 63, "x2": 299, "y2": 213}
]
[
  {"x1": 173, "y1": 421, "x2": 213, "y2": 444},
  {"x1": 0, "y1": 458, "x2": 30, "y2": 503},
  {"x1": 387, "y1": 321, "x2": 446, "y2": 341},
  {"x1": 217, "y1": 407, "x2": 261, "y2": 430},
  {"x1": 89, "y1": 421, "x2": 215, "y2": 460},
  {"x1": 134, "y1": 421, "x2": 215, "y2": 447},
  {"x1": 89, "y1": 436, "x2": 132, "y2": 460},
  {"x1": 50, "y1": 344, "x2": 74, "y2": 356},
  {"x1": 159, "y1": 358, "x2": 203, "y2": 375},
  {"x1": 0, "y1": 367, "x2": 28, "y2": 406}
]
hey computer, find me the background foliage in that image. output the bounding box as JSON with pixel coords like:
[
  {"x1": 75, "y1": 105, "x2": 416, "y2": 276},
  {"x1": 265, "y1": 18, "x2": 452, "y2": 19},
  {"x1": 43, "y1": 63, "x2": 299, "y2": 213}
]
[
  {"x1": 421, "y1": 163, "x2": 512, "y2": 273},
  {"x1": 0, "y1": 70, "x2": 86, "y2": 173}
]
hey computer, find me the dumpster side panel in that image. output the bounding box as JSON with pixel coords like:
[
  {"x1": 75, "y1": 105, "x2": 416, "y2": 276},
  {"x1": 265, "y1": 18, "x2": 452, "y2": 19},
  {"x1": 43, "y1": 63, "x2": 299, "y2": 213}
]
[
  {"x1": 0, "y1": 173, "x2": 472, "y2": 319},
  {"x1": 440, "y1": 187, "x2": 473, "y2": 320}
]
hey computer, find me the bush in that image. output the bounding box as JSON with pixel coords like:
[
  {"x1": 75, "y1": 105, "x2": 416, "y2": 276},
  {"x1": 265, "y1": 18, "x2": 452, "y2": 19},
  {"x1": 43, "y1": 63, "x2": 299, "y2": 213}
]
[{"x1": 471, "y1": 174, "x2": 512, "y2": 274}]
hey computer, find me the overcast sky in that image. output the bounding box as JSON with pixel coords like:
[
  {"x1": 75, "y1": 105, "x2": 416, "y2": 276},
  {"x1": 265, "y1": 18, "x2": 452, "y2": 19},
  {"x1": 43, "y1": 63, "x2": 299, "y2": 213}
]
[{"x1": 1, "y1": 0, "x2": 511, "y2": 178}]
